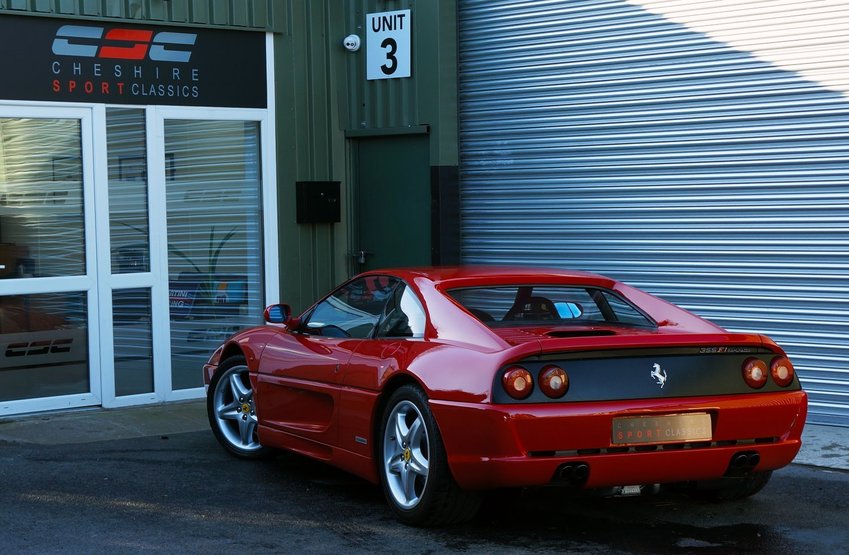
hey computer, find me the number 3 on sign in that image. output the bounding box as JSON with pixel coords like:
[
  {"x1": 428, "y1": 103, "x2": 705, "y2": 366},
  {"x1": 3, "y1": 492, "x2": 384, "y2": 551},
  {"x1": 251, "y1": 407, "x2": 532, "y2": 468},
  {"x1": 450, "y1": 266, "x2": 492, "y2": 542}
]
[
  {"x1": 380, "y1": 38, "x2": 398, "y2": 75},
  {"x1": 366, "y1": 9, "x2": 411, "y2": 80}
]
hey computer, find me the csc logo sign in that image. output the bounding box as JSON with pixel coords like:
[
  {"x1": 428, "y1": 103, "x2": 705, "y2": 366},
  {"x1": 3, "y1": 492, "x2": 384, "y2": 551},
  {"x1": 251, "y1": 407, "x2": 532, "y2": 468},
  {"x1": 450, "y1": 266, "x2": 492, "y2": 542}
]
[
  {"x1": 5, "y1": 338, "x2": 73, "y2": 357},
  {"x1": 52, "y1": 25, "x2": 196, "y2": 63}
]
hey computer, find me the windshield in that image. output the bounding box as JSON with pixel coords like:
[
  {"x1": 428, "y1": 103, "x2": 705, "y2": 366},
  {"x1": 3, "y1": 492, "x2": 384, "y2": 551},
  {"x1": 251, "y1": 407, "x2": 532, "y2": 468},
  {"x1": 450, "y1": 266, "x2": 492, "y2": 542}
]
[{"x1": 446, "y1": 285, "x2": 655, "y2": 328}]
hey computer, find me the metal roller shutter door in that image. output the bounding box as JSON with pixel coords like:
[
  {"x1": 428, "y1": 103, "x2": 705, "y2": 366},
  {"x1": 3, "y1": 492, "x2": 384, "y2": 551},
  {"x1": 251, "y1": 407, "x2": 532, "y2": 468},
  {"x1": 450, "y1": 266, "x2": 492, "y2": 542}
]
[{"x1": 458, "y1": 0, "x2": 849, "y2": 426}]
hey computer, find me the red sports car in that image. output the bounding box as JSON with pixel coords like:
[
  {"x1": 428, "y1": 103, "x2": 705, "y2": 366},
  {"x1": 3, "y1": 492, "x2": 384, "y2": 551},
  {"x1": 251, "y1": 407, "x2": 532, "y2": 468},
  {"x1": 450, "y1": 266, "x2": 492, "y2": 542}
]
[{"x1": 203, "y1": 267, "x2": 807, "y2": 525}]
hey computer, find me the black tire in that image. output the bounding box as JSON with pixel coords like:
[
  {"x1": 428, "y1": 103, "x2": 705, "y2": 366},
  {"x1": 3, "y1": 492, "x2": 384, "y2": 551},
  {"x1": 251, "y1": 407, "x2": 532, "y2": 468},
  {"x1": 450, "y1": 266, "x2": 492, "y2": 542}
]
[
  {"x1": 687, "y1": 471, "x2": 773, "y2": 501},
  {"x1": 378, "y1": 384, "x2": 481, "y2": 526},
  {"x1": 207, "y1": 355, "x2": 272, "y2": 459}
]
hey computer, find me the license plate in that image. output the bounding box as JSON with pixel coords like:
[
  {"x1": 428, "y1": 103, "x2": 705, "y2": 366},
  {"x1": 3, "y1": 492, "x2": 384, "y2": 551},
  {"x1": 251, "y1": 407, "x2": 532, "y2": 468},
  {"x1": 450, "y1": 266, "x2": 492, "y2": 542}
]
[{"x1": 611, "y1": 413, "x2": 712, "y2": 445}]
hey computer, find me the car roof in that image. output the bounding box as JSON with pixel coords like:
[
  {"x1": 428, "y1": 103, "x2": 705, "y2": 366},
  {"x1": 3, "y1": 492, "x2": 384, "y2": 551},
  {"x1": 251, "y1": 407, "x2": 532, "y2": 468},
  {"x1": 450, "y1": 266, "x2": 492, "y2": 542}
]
[{"x1": 363, "y1": 266, "x2": 618, "y2": 289}]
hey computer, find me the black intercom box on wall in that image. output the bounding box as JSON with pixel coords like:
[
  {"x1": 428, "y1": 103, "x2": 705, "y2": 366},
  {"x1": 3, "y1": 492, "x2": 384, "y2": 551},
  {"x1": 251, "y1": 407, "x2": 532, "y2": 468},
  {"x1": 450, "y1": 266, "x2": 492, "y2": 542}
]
[{"x1": 296, "y1": 181, "x2": 341, "y2": 224}]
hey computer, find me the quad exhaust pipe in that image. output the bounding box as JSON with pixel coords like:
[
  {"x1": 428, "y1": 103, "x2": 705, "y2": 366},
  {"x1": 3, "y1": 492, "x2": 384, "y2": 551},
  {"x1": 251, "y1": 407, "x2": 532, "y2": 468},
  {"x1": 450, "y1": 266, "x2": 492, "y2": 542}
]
[
  {"x1": 726, "y1": 450, "x2": 760, "y2": 476},
  {"x1": 554, "y1": 462, "x2": 590, "y2": 486}
]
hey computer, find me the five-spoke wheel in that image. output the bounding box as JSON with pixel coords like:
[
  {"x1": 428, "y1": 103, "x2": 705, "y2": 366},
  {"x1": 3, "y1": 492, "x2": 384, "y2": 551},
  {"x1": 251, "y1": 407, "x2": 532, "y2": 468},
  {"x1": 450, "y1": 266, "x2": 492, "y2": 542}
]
[
  {"x1": 207, "y1": 356, "x2": 271, "y2": 458},
  {"x1": 383, "y1": 399, "x2": 431, "y2": 509},
  {"x1": 378, "y1": 385, "x2": 481, "y2": 526}
]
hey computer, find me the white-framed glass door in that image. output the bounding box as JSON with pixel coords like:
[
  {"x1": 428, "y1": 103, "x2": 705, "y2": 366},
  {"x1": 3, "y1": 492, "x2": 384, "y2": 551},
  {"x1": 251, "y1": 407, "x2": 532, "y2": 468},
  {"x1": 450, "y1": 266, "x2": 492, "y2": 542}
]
[
  {"x1": 116, "y1": 106, "x2": 278, "y2": 404},
  {"x1": 95, "y1": 105, "x2": 159, "y2": 408},
  {"x1": 0, "y1": 105, "x2": 101, "y2": 415},
  {"x1": 0, "y1": 104, "x2": 277, "y2": 413}
]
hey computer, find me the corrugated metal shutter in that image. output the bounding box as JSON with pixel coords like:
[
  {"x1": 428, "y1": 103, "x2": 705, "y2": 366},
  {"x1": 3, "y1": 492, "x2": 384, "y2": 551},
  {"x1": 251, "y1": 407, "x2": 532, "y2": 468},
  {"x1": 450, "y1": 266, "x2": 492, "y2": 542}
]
[{"x1": 458, "y1": 0, "x2": 849, "y2": 426}]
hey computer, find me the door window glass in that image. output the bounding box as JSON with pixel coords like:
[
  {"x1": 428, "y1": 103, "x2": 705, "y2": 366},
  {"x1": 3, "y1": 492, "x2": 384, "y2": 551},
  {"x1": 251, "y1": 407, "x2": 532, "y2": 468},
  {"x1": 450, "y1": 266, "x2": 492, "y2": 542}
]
[
  {"x1": 0, "y1": 292, "x2": 89, "y2": 401},
  {"x1": 107, "y1": 109, "x2": 149, "y2": 274},
  {"x1": 306, "y1": 276, "x2": 400, "y2": 338},
  {"x1": 113, "y1": 288, "x2": 154, "y2": 396},
  {"x1": 166, "y1": 120, "x2": 264, "y2": 390},
  {"x1": 0, "y1": 118, "x2": 84, "y2": 278}
]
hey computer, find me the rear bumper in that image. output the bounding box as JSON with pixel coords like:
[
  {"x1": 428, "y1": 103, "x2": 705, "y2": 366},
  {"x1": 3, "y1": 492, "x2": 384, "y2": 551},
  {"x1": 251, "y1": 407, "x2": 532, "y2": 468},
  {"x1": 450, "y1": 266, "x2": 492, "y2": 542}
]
[{"x1": 430, "y1": 390, "x2": 807, "y2": 490}]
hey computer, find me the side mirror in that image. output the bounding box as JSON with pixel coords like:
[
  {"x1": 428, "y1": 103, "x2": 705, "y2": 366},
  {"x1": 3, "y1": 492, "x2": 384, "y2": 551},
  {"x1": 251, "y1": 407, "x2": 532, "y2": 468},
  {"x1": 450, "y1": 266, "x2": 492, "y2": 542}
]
[{"x1": 264, "y1": 304, "x2": 292, "y2": 324}]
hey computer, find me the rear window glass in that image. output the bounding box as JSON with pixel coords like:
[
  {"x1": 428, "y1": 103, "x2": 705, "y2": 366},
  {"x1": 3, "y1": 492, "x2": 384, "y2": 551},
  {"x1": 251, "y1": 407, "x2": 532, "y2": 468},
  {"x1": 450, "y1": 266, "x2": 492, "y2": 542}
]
[{"x1": 446, "y1": 285, "x2": 655, "y2": 328}]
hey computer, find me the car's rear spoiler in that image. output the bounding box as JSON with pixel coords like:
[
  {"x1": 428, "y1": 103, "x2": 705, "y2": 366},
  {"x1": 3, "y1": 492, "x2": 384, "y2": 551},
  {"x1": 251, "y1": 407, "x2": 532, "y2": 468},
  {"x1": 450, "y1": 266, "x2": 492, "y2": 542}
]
[{"x1": 502, "y1": 332, "x2": 778, "y2": 363}]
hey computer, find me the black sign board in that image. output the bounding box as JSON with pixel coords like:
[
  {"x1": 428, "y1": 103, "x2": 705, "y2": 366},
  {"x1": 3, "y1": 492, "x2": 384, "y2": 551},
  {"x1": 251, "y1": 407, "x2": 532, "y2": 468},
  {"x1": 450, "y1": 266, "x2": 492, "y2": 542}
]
[{"x1": 0, "y1": 15, "x2": 266, "y2": 108}]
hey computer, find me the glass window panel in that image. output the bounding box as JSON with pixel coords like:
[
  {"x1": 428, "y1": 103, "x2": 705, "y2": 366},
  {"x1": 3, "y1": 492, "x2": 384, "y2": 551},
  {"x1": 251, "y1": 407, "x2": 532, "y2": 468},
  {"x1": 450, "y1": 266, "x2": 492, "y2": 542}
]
[
  {"x1": 306, "y1": 276, "x2": 400, "y2": 338},
  {"x1": 113, "y1": 288, "x2": 154, "y2": 396},
  {"x1": 107, "y1": 108, "x2": 150, "y2": 274},
  {"x1": 376, "y1": 284, "x2": 426, "y2": 339},
  {"x1": 0, "y1": 118, "x2": 84, "y2": 278},
  {"x1": 0, "y1": 292, "x2": 89, "y2": 401},
  {"x1": 447, "y1": 286, "x2": 655, "y2": 328},
  {"x1": 166, "y1": 120, "x2": 263, "y2": 390}
]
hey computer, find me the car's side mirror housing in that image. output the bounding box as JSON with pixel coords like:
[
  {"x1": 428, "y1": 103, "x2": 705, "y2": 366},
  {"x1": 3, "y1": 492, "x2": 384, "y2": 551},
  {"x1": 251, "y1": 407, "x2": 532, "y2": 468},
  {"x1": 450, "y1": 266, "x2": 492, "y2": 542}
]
[{"x1": 264, "y1": 304, "x2": 293, "y2": 325}]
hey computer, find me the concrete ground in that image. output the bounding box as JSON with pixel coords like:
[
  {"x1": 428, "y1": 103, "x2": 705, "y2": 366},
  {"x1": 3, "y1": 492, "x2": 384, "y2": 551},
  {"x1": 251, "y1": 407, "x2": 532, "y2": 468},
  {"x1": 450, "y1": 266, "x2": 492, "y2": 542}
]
[
  {"x1": 3, "y1": 404, "x2": 848, "y2": 555},
  {"x1": 0, "y1": 400, "x2": 209, "y2": 446},
  {"x1": 0, "y1": 400, "x2": 845, "y2": 471}
]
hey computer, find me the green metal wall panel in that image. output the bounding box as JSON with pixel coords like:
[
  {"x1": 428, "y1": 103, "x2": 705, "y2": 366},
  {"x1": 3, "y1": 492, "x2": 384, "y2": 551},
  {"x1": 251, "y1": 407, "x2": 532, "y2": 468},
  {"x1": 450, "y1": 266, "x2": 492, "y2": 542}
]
[
  {"x1": 0, "y1": 0, "x2": 459, "y2": 310},
  {"x1": 343, "y1": 0, "x2": 458, "y2": 164},
  {"x1": 273, "y1": 0, "x2": 459, "y2": 310},
  {"x1": 0, "y1": 0, "x2": 284, "y2": 31},
  {"x1": 274, "y1": 0, "x2": 344, "y2": 311}
]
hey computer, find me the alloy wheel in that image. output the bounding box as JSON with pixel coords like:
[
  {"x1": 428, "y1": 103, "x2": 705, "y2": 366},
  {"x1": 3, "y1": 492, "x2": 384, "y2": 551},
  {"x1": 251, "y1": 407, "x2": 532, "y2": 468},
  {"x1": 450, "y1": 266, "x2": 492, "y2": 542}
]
[
  {"x1": 211, "y1": 364, "x2": 263, "y2": 453},
  {"x1": 382, "y1": 399, "x2": 431, "y2": 509}
]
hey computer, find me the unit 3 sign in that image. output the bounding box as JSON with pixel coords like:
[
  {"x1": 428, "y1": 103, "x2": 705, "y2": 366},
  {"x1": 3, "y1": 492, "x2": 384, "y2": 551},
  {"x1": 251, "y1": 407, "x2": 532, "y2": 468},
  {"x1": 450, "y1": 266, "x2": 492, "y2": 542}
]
[{"x1": 366, "y1": 9, "x2": 411, "y2": 80}]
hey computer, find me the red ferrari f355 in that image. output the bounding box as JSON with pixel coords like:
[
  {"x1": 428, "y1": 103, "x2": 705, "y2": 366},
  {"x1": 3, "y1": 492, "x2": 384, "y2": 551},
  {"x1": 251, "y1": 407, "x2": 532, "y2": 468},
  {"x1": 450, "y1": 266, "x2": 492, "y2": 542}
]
[{"x1": 203, "y1": 267, "x2": 807, "y2": 525}]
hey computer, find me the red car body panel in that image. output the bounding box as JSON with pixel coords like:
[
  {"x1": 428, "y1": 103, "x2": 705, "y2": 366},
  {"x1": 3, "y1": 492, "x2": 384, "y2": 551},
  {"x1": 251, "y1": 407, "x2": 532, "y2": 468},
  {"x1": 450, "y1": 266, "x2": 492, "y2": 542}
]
[
  {"x1": 431, "y1": 390, "x2": 807, "y2": 489},
  {"x1": 204, "y1": 267, "x2": 808, "y2": 490}
]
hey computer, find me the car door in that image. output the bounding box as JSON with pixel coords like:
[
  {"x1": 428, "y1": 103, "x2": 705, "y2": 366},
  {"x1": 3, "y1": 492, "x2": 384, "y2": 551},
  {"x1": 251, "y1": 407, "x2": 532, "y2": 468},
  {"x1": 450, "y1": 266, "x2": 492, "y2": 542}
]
[
  {"x1": 339, "y1": 282, "x2": 428, "y2": 457},
  {"x1": 255, "y1": 275, "x2": 399, "y2": 451}
]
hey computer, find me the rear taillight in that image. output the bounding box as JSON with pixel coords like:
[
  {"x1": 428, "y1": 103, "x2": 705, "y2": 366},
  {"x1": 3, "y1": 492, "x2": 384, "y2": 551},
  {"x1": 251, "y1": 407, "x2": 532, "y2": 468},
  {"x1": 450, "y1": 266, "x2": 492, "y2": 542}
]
[
  {"x1": 770, "y1": 356, "x2": 795, "y2": 387},
  {"x1": 502, "y1": 366, "x2": 533, "y2": 400},
  {"x1": 539, "y1": 365, "x2": 569, "y2": 398},
  {"x1": 742, "y1": 358, "x2": 768, "y2": 389}
]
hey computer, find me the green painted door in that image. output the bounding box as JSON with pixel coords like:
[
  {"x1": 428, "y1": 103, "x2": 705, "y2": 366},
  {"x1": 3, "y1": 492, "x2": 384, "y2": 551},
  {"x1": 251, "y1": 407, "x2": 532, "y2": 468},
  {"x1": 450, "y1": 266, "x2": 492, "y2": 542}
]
[{"x1": 354, "y1": 135, "x2": 430, "y2": 271}]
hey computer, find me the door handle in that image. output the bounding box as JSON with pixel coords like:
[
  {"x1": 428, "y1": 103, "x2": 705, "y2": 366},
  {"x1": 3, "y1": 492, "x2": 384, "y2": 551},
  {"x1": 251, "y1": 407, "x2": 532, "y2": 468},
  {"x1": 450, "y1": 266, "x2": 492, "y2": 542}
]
[{"x1": 353, "y1": 250, "x2": 374, "y2": 264}]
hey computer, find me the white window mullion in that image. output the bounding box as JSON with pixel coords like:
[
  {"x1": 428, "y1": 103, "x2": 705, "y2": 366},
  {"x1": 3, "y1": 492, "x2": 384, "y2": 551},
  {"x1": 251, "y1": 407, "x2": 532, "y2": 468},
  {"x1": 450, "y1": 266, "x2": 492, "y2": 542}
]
[
  {"x1": 91, "y1": 104, "x2": 114, "y2": 406},
  {"x1": 79, "y1": 107, "x2": 102, "y2": 406},
  {"x1": 263, "y1": 32, "x2": 280, "y2": 307},
  {"x1": 147, "y1": 107, "x2": 173, "y2": 400}
]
